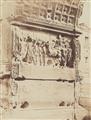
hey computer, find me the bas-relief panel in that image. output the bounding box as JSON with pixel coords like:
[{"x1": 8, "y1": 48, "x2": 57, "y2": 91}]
[{"x1": 11, "y1": 26, "x2": 77, "y2": 79}]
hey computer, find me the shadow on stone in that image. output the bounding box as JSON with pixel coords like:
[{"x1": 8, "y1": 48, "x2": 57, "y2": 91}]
[
  {"x1": 59, "y1": 101, "x2": 65, "y2": 106},
  {"x1": 82, "y1": 115, "x2": 91, "y2": 120},
  {"x1": 20, "y1": 101, "x2": 29, "y2": 109}
]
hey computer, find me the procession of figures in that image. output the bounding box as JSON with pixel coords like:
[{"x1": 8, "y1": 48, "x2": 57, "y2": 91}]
[{"x1": 12, "y1": 28, "x2": 77, "y2": 68}]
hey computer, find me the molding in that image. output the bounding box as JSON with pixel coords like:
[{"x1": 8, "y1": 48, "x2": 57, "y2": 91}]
[{"x1": 11, "y1": 18, "x2": 81, "y2": 37}]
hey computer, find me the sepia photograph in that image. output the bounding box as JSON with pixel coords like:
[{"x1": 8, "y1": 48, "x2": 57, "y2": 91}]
[{"x1": 0, "y1": 0, "x2": 91, "y2": 120}]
